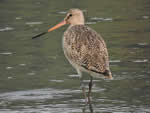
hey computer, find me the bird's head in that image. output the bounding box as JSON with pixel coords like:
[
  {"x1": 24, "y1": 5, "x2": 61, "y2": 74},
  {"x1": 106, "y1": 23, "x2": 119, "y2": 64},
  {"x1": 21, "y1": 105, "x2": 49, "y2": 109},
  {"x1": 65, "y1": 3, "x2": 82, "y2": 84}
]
[
  {"x1": 32, "y1": 8, "x2": 84, "y2": 39},
  {"x1": 64, "y1": 9, "x2": 84, "y2": 25}
]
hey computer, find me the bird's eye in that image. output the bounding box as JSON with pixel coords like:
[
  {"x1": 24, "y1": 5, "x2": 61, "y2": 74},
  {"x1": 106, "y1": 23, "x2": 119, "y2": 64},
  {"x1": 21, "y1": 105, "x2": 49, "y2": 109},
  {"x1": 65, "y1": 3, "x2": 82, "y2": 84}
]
[
  {"x1": 66, "y1": 14, "x2": 72, "y2": 20},
  {"x1": 69, "y1": 14, "x2": 72, "y2": 17}
]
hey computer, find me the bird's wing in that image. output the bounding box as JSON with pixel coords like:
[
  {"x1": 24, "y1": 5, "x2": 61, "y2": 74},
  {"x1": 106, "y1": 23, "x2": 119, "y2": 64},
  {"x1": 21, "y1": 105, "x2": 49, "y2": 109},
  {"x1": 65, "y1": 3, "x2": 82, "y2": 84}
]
[{"x1": 63, "y1": 25, "x2": 110, "y2": 74}]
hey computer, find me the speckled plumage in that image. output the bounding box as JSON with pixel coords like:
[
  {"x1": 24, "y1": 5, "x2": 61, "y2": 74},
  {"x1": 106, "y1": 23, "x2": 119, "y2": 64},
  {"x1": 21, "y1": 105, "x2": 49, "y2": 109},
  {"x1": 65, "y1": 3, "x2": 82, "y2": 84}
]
[{"x1": 63, "y1": 25, "x2": 112, "y2": 78}]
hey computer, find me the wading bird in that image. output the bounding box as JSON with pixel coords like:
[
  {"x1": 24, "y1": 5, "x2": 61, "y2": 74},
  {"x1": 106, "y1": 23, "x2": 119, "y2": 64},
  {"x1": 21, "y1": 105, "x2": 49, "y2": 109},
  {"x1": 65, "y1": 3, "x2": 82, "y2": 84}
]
[{"x1": 32, "y1": 8, "x2": 113, "y2": 103}]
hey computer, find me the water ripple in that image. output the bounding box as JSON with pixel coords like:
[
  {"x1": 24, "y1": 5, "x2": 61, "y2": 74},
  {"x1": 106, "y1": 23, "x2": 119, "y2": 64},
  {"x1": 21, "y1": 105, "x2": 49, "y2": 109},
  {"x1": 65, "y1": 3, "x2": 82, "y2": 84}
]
[
  {"x1": 0, "y1": 88, "x2": 149, "y2": 113},
  {"x1": 0, "y1": 88, "x2": 74, "y2": 101},
  {"x1": 137, "y1": 43, "x2": 148, "y2": 46},
  {"x1": 26, "y1": 22, "x2": 43, "y2": 25},
  {"x1": 133, "y1": 59, "x2": 149, "y2": 63},
  {"x1": 0, "y1": 52, "x2": 12, "y2": 55},
  {"x1": 68, "y1": 74, "x2": 80, "y2": 78},
  {"x1": 90, "y1": 17, "x2": 113, "y2": 22},
  {"x1": 49, "y1": 80, "x2": 64, "y2": 82},
  {"x1": 6, "y1": 67, "x2": 13, "y2": 70},
  {"x1": 0, "y1": 27, "x2": 14, "y2": 32},
  {"x1": 58, "y1": 11, "x2": 67, "y2": 14},
  {"x1": 85, "y1": 22, "x2": 96, "y2": 25}
]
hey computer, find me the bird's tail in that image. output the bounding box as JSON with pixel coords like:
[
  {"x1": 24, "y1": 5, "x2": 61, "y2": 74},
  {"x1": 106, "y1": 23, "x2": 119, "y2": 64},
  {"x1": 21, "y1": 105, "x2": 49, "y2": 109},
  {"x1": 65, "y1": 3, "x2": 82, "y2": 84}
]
[{"x1": 104, "y1": 70, "x2": 113, "y2": 80}]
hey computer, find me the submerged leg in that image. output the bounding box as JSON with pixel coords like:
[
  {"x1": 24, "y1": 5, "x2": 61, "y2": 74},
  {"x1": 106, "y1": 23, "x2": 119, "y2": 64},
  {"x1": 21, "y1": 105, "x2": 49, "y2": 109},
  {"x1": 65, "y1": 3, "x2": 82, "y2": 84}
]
[
  {"x1": 76, "y1": 69, "x2": 88, "y2": 103},
  {"x1": 88, "y1": 76, "x2": 93, "y2": 103}
]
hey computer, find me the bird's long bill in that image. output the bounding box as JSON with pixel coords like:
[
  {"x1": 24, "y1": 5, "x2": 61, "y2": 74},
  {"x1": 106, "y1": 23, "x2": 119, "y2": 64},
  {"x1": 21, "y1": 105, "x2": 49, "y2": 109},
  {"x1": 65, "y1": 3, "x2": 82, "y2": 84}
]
[
  {"x1": 32, "y1": 20, "x2": 66, "y2": 39},
  {"x1": 48, "y1": 20, "x2": 66, "y2": 32}
]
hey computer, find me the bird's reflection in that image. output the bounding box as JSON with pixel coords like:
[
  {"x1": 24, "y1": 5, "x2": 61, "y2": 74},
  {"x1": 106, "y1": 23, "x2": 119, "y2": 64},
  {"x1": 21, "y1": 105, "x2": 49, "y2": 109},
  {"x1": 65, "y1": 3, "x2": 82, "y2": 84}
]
[{"x1": 82, "y1": 101, "x2": 94, "y2": 113}]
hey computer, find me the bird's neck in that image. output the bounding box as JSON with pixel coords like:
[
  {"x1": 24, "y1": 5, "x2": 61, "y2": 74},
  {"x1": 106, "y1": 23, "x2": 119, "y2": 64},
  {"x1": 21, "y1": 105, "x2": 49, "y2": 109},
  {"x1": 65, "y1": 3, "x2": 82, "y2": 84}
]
[
  {"x1": 69, "y1": 23, "x2": 84, "y2": 28},
  {"x1": 68, "y1": 24, "x2": 81, "y2": 30}
]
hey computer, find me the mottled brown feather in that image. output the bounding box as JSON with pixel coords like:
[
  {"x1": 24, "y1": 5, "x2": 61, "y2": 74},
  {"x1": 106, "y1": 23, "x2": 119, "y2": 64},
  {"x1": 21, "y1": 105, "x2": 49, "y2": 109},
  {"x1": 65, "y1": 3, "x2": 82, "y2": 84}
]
[{"x1": 63, "y1": 25, "x2": 111, "y2": 76}]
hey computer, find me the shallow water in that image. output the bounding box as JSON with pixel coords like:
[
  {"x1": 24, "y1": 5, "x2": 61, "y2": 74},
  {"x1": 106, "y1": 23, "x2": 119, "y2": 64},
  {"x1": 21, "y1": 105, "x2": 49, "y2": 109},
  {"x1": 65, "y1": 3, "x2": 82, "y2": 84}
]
[{"x1": 0, "y1": 0, "x2": 150, "y2": 113}]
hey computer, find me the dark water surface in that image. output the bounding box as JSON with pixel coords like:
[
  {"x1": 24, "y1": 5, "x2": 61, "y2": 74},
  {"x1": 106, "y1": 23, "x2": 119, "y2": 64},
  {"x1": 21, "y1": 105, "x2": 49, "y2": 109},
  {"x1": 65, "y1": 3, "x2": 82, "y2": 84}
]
[{"x1": 0, "y1": 0, "x2": 150, "y2": 113}]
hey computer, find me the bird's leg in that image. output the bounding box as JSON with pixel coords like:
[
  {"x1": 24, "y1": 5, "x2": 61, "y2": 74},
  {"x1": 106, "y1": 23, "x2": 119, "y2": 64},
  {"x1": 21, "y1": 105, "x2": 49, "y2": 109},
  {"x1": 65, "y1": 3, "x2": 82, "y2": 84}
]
[
  {"x1": 81, "y1": 80, "x2": 88, "y2": 104},
  {"x1": 89, "y1": 102, "x2": 94, "y2": 113},
  {"x1": 76, "y1": 69, "x2": 88, "y2": 103},
  {"x1": 88, "y1": 76, "x2": 93, "y2": 103}
]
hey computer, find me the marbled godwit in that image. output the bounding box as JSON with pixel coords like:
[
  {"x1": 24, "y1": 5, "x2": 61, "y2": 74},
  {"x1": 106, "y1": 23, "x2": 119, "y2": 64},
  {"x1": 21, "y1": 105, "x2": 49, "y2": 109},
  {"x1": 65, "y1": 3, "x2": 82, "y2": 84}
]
[{"x1": 32, "y1": 8, "x2": 113, "y2": 103}]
